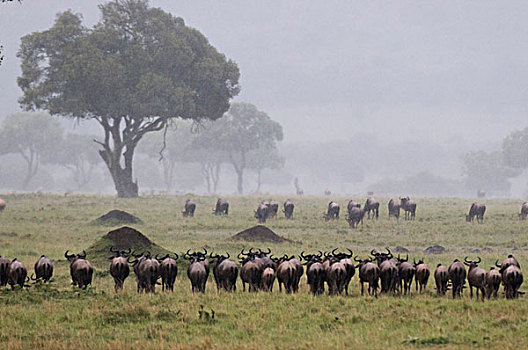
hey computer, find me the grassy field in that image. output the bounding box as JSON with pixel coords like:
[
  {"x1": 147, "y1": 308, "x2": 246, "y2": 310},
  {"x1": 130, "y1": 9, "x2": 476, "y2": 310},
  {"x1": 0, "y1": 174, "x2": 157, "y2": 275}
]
[{"x1": 0, "y1": 193, "x2": 527, "y2": 349}]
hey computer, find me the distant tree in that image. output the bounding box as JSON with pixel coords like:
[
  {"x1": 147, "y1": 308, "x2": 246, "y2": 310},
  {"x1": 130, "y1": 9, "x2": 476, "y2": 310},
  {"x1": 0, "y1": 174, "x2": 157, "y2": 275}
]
[
  {"x1": 200, "y1": 103, "x2": 283, "y2": 194},
  {"x1": 462, "y1": 150, "x2": 520, "y2": 196},
  {"x1": 503, "y1": 127, "x2": 528, "y2": 170},
  {"x1": 56, "y1": 133, "x2": 101, "y2": 190},
  {"x1": 247, "y1": 145, "x2": 284, "y2": 193},
  {"x1": 0, "y1": 112, "x2": 63, "y2": 189},
  {"x1": 17, "y1": 0, "x2": 240, "y2": 197}
]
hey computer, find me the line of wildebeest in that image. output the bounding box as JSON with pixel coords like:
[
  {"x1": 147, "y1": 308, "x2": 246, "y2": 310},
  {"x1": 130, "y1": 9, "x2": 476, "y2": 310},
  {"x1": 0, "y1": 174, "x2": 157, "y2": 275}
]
[
  {"x1": 186, "y1": 197, "x2": 528, "y2": 227},
  {"x1": 0, "y1": 246, "x2": 523, "y2": 301}
]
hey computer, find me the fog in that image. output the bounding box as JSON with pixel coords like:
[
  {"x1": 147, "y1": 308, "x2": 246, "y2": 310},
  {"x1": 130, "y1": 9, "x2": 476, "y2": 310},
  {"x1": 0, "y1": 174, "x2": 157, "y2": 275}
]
[{"x1": 1, "y1": 1, "x2": 528, "y2": 197}]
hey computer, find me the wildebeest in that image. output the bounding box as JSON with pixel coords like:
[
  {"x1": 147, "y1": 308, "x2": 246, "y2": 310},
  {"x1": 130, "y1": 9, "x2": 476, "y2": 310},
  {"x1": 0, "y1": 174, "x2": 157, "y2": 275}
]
[
  {"x1": 371, "y1": 248, "x2": 398, "y2": 294},
  {"x1": 502, "y1": 265, "x2": 523, "y2": 299},
  {"x1": 434, "y1": 264, "x2": 449, "y2": 296},
  {"x1": 414, "y1": 259, "x2": 430, "y2": 293},
  {"x1": 214, "y1": 198, "x2": 229, "y2": 215},
  {"x1": 210, "y1": 252, "x2": 238, "y2": 292},
  {"x1": 276, "y1": 257, "x2": 297, "y2": 293},
  {"x1": 464, "y1": 257, "x2": 486, "y2": 301},
  {"x1": 355, "y1": 256, "x2": 380, "y2": 297},
  {"x1": 0, "y1": 198, "x2": 6, "y2": 214},
  {"x1": 268, "y1": 200, "x2": 279, "y2": 218},
  {"x1": 332, "y1": 249, "x2": 355, "y2": 295},
  {"x1": 397, "y1": 255, "x2": 415, "y2": 295},
  {"x1": 136, "y1": 257, "x2": 160, "y2": 293},
  {"x1": 347, "y1": 200, "x2": 361, "y2": 212},
  {"x1": 326, "y1": 259, "x2": 347, "y2": 295},
  {"x1": 347, "y1": 207, "x2": 366, "y2": 228},
  {"x1": 184, "y1": 252, "x2": 208, "y2": 293},
  {"x1": 495, "y1": 254, "x2": 520, "y2": 271},
  {"x1": 158, "y1": 253, "x2": 178, "y2": 292},
  {"x1": 255, "y1": 202, "x2": 270, "y2": 223},
  {"x1": 65, "y1": 250, "x2": 93, "y2": 289},
  {"x1": 239, "y1": 250, "x2": 262, "y2": 292},
  {"x1": 364, "y1": 197, "x2": 379, "y2": 219},
  {"x1": 0, "y1": 256, "x2": 10, "y2": 286},
  {"x1": 400, "y1": 196, "x2": 416, "y2": 220},
  {"x1": 388, "y1": 198, "x2": 401, "y2": 219},
  {"x1": 466, "y1": 202, "x2": 486, "y2": 223},
  {"x1": 283, "y1": 199, "x2": 294, "y2": 219},
  {"x1": 7, "y1": 259, "x2": 28, "y2": 289},
  {"x1": 261, "y1": 267, "x2": 276, "y2": 292},
  {"x1": 33, "y1": 255, "x2": 54, "y2": 283},
  {"x1": 325, "y1": 201, "x2": 340, "y2": 221},
  {"x1": 182, "y1": 199, "x2": 196, "y2": 217},
  {"x1": 485, "y1": 267, "x2": 501, "y2": 299},
  {"x1": 128, "y1": 251, "x2": 150, "y2": 292},
  {"x1": 301, "y1": 251, "x2": 325, "y2": 295},
  {"x1": 448, "y1": 259, "x2": 467, "y2": 298},
  {"x1": 108, "y1": 247, "x2": 130, "y2": 292},
  {"x1": 519, "y1": 202, "x2": 528, "y2": 220}
]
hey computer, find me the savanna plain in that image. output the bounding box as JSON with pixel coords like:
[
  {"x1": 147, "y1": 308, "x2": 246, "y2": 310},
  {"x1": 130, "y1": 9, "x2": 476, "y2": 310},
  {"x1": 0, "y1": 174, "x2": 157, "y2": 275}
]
[{"x1": 0, "y1": 193, "x2": 527, "y2": 349}]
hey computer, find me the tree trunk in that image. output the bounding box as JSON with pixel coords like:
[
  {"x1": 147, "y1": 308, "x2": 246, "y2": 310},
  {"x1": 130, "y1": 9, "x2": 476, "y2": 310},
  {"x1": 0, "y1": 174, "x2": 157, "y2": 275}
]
[
  {"x1": 212, "y1": 162, "x2": 221, "y2": 193},
  {"x1": 255, "y1": 169, "x2": 262, "y2": 193},
  {"x1": 235, "y1": 168, "x2": 244, "y2": 194}
]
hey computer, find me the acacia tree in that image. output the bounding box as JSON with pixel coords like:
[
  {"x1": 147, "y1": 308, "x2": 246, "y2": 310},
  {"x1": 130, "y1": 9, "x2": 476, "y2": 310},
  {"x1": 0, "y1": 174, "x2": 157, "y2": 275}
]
[
  {"x1": 205, "y1": 103, "x2": 283, "y2": 194},
  {"x1": 0, "y1": 112, "x2": 63, "y2": 189},
  {"x1": 17, "y1": 0, "x2": 239, "y2": 197}
]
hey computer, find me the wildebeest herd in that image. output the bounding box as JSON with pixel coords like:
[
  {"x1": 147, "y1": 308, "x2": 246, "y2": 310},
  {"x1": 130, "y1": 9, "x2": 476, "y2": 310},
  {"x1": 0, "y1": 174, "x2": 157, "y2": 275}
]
[{"x1": 0, "y1": 247, "x2": 523, "y2": 301}]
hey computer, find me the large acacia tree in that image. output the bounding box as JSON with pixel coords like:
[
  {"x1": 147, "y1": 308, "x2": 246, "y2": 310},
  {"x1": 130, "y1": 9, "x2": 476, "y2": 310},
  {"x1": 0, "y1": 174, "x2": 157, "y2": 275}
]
[{"x1": 17, "y1": 0, "x2": 239, "y2": 197}]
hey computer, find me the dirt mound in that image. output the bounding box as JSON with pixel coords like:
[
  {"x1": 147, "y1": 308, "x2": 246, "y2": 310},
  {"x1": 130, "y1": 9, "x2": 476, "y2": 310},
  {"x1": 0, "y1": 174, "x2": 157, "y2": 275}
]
[
  {"x1": 232, "y1": 225, "x2": 291, "y2": 243},
  {"x1": 94, "y1": 210, "x2": 141, "y2": 225},
  {"x1": 424, "y1": 245, "x2": 446, "y2": 255},
  {"x1": 86, "y1": 226, "x2": 170, "y2": 266}
]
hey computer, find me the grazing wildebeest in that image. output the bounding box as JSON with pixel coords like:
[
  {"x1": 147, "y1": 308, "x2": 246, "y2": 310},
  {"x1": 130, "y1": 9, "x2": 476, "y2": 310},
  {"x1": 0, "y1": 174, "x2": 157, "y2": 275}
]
[
  {"x1": 184, "y1": 253, "x2": 208, "y2": 293},
  {"x1": 210, "y1": 252, "x2": 238, "y2": 292},
  {"x1": 519, "y1": 202, "x2": 528, "y2": 220},
  {"x1": 214, "y1": 198, "x2": 229, "y2": 215},
  {"x1": 464, "y1": 257, "x2": 486, "y2": 301},
  {"x1": 355, "y1": 256, "x2": 380, "y2": 297},
  {"x1": 65, "y1": 251, "x2": 93, "y2": 289},
  {"x1": 33, "y1": 255, "x2": 54, "y2": 283},
  {"x1": 347, "y1": 207, "x2": 366, "y2": 228},
  {"x1": 414, "y1": 259, "x2": 430, "y2": 293},
  {"x1": 325, "y1": 201, "x2": 340, "y2": 221},
  {"x1": 485, "y1": 267, "x2": 501, "y2": 299},
  {"x1": 364, "y1": 197, "x2": 379, "y2": 219},
  {"x1": 255, "y1": 202, "x2": 270, "y2": 223},
  {"x1": 283, "y1": 199, "x2": 294, "y2": 219},
  {"x1": 502, "y1": 265, "x2": 523, "y2": 299},
  {"x1": 0, "y1": 256, "x2": 10, "y2": 286},
  {"x1": 448, "y1": 259, "x2": 466, "y2": 298},
  {"x1": 0, "y1": 198, "x2": 6, "y2": 214},
  {"x1": 108, "y1": 247, "x2": 130, "y2": 292},
  {"x1": 268, "y1": 200, "x2": 279, "y2": 218},
  {"x1": 400, "y1": 196, "x2": 417, "y2": 220},
  {"x1": 261, "y1": 267, "x2": 276, "y2": 292},
  {"x1": 466, "y1": 202, "x2": 486, "y2": 223},
  {"x1": 7, "y1": 259, "x2": 28, "y2": 289},
  {"x1": 182, "y1": 199, "x2": 196, "y2": 217},
  {"x1": 397, "y1": 255, "x2": 415, "y2": 295},
  {"x1": 300, "y1": 251, "x2": 325, "y2": 295},
  {"x1": 388, "y1": 198, "x2": 401, "y2": 219},
  {"x1": 158, "y1": 253, "x2": 178, "y2": 292}
]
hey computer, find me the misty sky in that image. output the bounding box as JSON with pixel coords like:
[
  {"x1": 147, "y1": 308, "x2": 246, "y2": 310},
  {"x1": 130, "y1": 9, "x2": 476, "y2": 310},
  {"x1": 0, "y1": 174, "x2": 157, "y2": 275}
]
[{"x1": 1, "y1": 1, "x2": 528, "y2": 153}]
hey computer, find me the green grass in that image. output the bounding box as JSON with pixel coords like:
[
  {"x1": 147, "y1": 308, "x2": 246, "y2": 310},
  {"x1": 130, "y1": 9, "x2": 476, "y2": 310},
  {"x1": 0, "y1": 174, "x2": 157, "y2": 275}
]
[{"x1": 0, "y1": 193, "x2": 527, "y2": 349}]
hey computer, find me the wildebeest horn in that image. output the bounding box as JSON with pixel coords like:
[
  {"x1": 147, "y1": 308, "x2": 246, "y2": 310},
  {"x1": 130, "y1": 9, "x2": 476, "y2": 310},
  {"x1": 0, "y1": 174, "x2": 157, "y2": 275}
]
[
  {"x1": 127, "y1": 256, "x2": 138, "y2": 264},
  {"x1": 495, "y1": 259, "x2": 501, "y2": 268},
  {"x1": 317, "y1": 251, "x2": 323, "y2": 257},
  {"x1": 371, "y1": 249, "x2": 377, "y2": 256},
  {"x1": 237, "y1": 252, "x2": 243, "y2": 260},
  {"x1": 464, "y1": 256, "x2": 471, "y2": 263},
  {"x1": 331, "y1": 248, "x2": 338, "y2": 255},
  {"x1": 385, "y1": 247, "x2": 392, "y2": 257},
  {"x1": 300, "y1": 251, "x2": 306, "y2": 259},
  {"x1": 225, "y1": 252, "x2": 230, "y2": 259},
  {"x1": 110, "y1": 246, "x2": 118, "y2": 253},
  {"x1": 346, "y1": 248, "x2": 353, "y2": 257},
  {"x1": 405, "y1": 254, "x2": 408, "y2": 262},
  {"x1": 241, "y1": 248, "x2": 248, "y2": 256},
  {"x1": 185, "y1": 249, "x2": 191, "y2": 257},
  {"x1": 64, "y1": 250, "x2": 70, "y2": 258},
  {"x1": 413, "y1": 258, "x2": 417, "y2": 265},
  {"x1": 249, "y1": 248, "x2": 255, "y2": 254},
  {"x1": 476, "y1": 257, "x2": 481, "y2": 264},
  {"x1": 79, "y1": 250, "x2": 86, "y2": 259},
  {"x1": 202, "y1": 248, "x2": 207, "y2": 255},
  {"x1": 173, "y1": 252, "x2": 179, "y2": 260},
  {"x1": 30, "y1": 273, "x2": 37, "y2": 281},
  {"x1": 354, "y1": 256, "x2": 361, "y2": 262},
  {"x1": 265, "y1": 248, "x2": 271, "y2": 255}
]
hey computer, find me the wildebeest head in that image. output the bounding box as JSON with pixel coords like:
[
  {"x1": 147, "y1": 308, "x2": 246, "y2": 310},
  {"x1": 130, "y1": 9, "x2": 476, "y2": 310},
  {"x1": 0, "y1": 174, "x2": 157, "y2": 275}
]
[{"x1": 64, "y1": 250, "x2": 86, "y2": 263}]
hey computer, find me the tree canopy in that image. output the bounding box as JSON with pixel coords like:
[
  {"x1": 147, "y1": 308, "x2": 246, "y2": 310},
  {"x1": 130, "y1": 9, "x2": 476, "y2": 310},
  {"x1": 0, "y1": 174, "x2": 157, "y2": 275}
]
[{"x1": 17, "y1": 0, "x2": 240, "y2": 197}]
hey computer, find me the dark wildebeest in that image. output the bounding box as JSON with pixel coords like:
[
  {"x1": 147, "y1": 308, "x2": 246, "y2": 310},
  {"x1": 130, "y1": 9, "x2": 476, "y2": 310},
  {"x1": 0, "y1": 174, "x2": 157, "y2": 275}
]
[
  {"x1": 255, "y1": 202, "x2": 270, "y2": 224},
  {"x1": 301, "y1": 251, "x2": 325, "y2": 295},
  {"x1": 7, "y1": 259, "x2": 28, "y2": 289},
  {"x1": 355, "y1": 256, "x2": 380, "y2": 297},
  {"x1": 210, "y1": 252, "x2": 238, "y2": 292},
  {"x1": 502, "y1": 265, "x2": 523, "y2": 299},
  {"x1": 136, "y1": 257, "x2": 160, "y2": 293},
  {"x1": 371, "y1": 248, "x2": 398, "y2": 294},
  {"x1": 464, "y1": 257, "x2": 486, "y2": 301},
  {"x1": 0, "y1": 198, "x2": 6, "y2": 214},
  {"x1": 519, "y1": 202, "x2": 528, "y2": 220},
  {"x1": 326, "y1": 259, "x2": 347, "y2": 295},
  {"x1": 388, "y1": 198, "x2": 401, "y2": 219},
  {"x1": 274, "y1": 255, "x2": 303, "y2": 293},
  {"x1": 283, "y1": 200, "x2": 294, "y2": 220},
  {"x1": 325, "y1": 201, "x2": 340, "y2": 221},
  {"x1": 0, "y1": 256, "x2": 10, "y2": 286},
  {"x1": 347, "y1": 200, "x2": 361, "y2": 212},
  {"x1": 414, "y1": 259, "x2": 430, "y2": 293},
  {"x1": 332, "y1": 249, "x2": 355, "y2": 295},
  {"x1": 448, "y1": 259, "x2": 467, "y2": 298},
  {"x1": 239, "y1": 250, "x2": 262, "y2": 292},
  {"x1": 466, "y1": 202, "x2": 486, "y2": 223},
  {"x1": 182, "y1": 199, "x2": 196, "y2": 217},
  {"x1": 184, "y1": 253, "x2": 208, "y2": 293},
  {"x1": 268, "y1": 200, "x2": 279, "y2": 218},
  {"x1": 364, "y1": 197, "x2": 379, "y2": 219},
  {"x1": 434, "y1": 264, "x2": 449, "y2": 296},
  {"x1": 347, "y1": 207, "x2": 366, "y2": 228},
  {"x1": 214, "y1": 198, "x2": 229, "y2": 215},
  {"x1": 276, "y1": 257, "x2": 297, "y2": 293},
  {"x1": 397, "y1": 255, "x2": 415, "y2": 295},
  {"x1": 261, "y1": 267, "x2": 276, "y2": 292},
  {"x1": 108, "y1": 247, "x2": 130, "y2": 292},
  {"x1": 65, "y1": 250, "x2": 93, "y2": 289},
  {"x1": 33, "y1": 255, "x2": 54, "y2": 283},
  {"x1": 495, "y1": 254, "x2": 520, "y2": 271},
  {"x1": 400, "y1": 196, "x2": 417, "y2": 220},
  {"x1": 158, "y1": 253, "x2": 179, "y2": 292},
  {"x1": 485, "y1": 267, "x2": 501, "y2": 299},
  {"x1": 128, "y1": 251, "x2": 150, "y2": 293}
]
